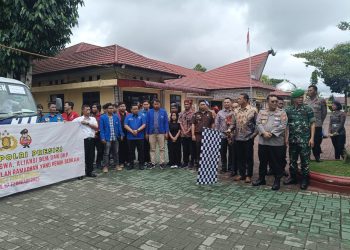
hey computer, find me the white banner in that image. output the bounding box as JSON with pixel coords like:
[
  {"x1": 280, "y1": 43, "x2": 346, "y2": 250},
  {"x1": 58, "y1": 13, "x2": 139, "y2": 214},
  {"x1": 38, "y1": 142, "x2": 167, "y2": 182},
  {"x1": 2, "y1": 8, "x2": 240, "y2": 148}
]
[{"x1": 0, "y1": 122, "x2": 85, "y2": 198}]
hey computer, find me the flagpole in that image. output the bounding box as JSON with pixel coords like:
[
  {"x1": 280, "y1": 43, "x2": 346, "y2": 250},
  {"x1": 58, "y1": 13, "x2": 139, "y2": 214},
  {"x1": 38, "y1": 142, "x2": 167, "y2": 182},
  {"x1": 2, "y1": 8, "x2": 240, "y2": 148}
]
[{"x1": 247, "y1": 28, "x2": 253, "y2": 102}]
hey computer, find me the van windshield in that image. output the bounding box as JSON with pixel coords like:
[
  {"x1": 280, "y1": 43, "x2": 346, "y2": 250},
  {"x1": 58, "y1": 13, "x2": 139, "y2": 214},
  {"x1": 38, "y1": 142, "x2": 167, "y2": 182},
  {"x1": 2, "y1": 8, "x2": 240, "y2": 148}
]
[{"x1": 0, "y1": 82, "x2": 37, "y2": 119}]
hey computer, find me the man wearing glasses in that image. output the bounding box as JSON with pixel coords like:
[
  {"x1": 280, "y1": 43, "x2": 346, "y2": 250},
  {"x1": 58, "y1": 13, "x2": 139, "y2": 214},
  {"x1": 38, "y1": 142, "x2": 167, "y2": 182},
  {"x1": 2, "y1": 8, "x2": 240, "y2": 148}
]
[{"x1": 252, "y1": 94, "x2": 288, "y2": 191}]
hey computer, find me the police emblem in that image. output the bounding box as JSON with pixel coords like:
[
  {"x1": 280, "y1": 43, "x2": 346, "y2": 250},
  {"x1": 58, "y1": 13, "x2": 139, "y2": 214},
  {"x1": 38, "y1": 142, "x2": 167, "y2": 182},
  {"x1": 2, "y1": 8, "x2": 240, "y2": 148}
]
[{"x1": 0, "y1": 130, "x2": 18, "y2": 151}]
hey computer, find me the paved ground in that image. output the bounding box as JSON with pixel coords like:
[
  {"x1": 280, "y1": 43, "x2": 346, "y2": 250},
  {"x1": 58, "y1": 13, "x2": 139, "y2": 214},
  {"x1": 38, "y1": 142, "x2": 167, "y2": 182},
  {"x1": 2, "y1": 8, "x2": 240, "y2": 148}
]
[
  {"x1": 0, "y1": 115, "x2": 349, "y2": 250},
  {"x1": 1, "y1": 168, "x2": 350, "y2": 250}
]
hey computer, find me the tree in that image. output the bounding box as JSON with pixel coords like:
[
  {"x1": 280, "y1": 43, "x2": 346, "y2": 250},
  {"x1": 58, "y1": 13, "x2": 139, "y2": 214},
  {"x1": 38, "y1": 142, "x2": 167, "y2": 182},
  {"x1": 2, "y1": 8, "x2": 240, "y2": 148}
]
[
  {"x1": 0, "y1": 0, "x2": 84, "y2": 87},
  {"x1": 310, "y1": 70, "x2": 318, "y2": 85},
  {"x1": 260, "y1": 74, "x2": 284, "y2": 86},
  {"x1": 338, "y1": 21, "x2": 350, "y2": 31},
  {"x1": 294, "y1": 42, "x2": 350, "y2": 112},
  {"x1": 193, "y1": 64, "x2": 207, "y2": 72}
]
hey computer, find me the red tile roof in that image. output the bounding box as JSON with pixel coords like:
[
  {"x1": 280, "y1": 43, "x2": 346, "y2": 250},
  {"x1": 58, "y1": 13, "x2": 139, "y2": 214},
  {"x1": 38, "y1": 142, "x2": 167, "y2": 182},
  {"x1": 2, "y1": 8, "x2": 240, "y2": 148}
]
[
  {"x1": 117, "y1": 79, "x2": 206, "y2": 93},
  {"x1": 151, "y1": 59, "x2": 203, "y2": 77},
  {"x1": 33, "y1": 42, "x2": 278, "y2": 93},
  {"x1": 33, "y1": 43, "x2": 177, "y2": 75},
  {"x1": 166, "y1": 51, "x2": 275, "y2": 91}
]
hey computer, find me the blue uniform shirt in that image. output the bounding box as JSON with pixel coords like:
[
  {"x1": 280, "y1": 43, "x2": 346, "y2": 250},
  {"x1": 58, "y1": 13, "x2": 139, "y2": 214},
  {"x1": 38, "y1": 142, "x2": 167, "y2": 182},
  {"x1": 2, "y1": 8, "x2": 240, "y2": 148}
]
[
  {"x1": 41, "y1": 113, "x2": 64, "y2": 123},
  {"x1": 125, "y1": 113, "x2": 146, "y2": 140}
]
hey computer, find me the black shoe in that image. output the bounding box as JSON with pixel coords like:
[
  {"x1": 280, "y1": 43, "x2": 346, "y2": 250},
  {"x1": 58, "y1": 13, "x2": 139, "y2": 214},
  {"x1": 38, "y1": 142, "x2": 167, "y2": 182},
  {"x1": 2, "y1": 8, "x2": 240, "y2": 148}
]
[
  {"x1": 266, "y1": 169, "x2": 273, "y2": 176},
  {"x1": 252, "y1": 178, "x2": 266, "y2": 186},
  {"x1": 159, "y1": 164, "x2": 166, "y2": 170},
  {"x1": 77, "y1": 176, "x2": 84, "y2": 180},
  {"x1": 300, "y1": 176, "x2": 310, "y2": 190},
  {"x1": 188, "y1": 163, "x2": 194, "y2": 169},
  {"x1": 127, "y1": 164, "x2": 134, "y2": 170},
  {"x1": 181, "y1": 163, "x2": 188, "y2": 168},
  {"x1": 230, "y1": 171, "x2": 237, "y2": 177},
  {"x1": 283, "y1": 176, "x2": 297, "y2": 185},
  {"x1": 271, "y1": 178, "x2": 281, "y2": 191},
  {"x1": 86, "y1": 173, "x2": 97, "y2": 177},
  {"x1": 315, "y1": 157, "x2": 322, "y2": 162}
]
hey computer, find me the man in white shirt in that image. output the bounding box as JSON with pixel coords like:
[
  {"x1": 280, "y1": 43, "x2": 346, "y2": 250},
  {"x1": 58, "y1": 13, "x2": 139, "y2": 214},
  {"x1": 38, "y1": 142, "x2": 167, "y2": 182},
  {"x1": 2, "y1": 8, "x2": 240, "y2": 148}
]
[{"x1": 74, "y1": 104, "x2": 98, "y2": 178}]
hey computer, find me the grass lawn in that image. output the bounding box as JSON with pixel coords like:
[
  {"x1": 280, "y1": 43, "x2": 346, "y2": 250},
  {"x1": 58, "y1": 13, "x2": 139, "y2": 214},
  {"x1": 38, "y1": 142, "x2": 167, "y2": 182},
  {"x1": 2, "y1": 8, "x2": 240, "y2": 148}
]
[{"x1": 310, "y1": 160, "x2": 350, "y2": 177}]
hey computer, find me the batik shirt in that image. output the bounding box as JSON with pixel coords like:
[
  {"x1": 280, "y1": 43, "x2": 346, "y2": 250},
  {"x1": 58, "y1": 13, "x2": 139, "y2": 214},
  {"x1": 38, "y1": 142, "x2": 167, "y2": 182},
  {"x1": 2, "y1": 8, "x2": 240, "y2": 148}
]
[
  {"x1": 178, "y1": 110, "x2": 194, "y2": 137},
  {"x1": 215, "y1": 108, "x2": 232, "y2": 138},
  {"x1": 233, "y1": 105, "x2": 257, "y2": 141}
]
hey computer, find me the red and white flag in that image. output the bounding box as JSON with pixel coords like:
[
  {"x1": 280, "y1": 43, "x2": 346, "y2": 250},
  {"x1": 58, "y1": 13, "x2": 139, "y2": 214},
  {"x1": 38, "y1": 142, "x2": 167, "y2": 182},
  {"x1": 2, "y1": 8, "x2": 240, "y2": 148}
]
[{"x1": 246, "y1": 29, "x2": 250, "y2": 52}]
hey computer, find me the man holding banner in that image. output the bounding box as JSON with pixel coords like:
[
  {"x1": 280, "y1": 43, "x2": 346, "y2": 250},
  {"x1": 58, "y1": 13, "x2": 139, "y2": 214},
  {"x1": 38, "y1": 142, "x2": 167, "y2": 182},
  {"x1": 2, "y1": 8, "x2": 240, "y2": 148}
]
[{"x1": 73, "y1": 105, "x2": 98, "y2": 178}]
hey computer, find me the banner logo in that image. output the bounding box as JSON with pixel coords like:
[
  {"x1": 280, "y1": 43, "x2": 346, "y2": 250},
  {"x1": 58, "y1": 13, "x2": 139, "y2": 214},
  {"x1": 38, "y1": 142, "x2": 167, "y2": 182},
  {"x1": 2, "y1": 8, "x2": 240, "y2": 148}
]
[{"x1": 0, "y1": 130, "x2": 18, "y2": 151}]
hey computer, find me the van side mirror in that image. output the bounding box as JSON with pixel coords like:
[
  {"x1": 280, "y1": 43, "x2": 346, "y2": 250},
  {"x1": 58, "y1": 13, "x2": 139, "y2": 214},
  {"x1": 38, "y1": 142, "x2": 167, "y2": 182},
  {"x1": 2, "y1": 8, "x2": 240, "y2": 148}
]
[{"x1": 56, "y1": 98, "x2": 63, "y2": 112}]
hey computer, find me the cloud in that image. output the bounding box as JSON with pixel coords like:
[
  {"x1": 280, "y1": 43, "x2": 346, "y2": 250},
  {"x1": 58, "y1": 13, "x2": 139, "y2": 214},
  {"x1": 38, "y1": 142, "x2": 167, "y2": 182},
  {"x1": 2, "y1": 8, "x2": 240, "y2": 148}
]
[{"x1": 70, "y1": 0, "x2": 350, "y2": 96}]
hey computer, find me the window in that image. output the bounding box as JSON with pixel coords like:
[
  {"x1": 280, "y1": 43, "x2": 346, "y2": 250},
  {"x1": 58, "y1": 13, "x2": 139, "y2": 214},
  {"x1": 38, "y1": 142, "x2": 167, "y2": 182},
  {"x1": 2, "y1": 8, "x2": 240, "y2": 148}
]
[
  {"x1": 81, "y1": 77, "x2": 85, "y2": 82},
  {"x1": 96, "y1": 75, "x2": 101, "y2": 80},
  {"x1": 60, "y1": 79, "x2": 64, "y2": 84},
  {"x1": 50, "y1": 94, "x2": 64, "y2": 109},
  {"x1": 89, "y1": 76, "x2": 93, "y2": 81},
  {"x1": 170, "y1": 94, "x2": 181, "y2": 108},
  {"x1": 83, "y1": 92, "x2": 100, "y2": 107},
  {"x1": 123, "y1": 91, "x2": 158, "y2": 111}
]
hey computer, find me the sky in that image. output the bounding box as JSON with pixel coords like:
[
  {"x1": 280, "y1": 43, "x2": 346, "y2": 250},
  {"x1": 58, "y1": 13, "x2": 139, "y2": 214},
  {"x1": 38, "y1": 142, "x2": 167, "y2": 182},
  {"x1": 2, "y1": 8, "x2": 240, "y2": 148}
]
[{"x1": 70, "y1": 0, "x2": 350, "y2": 97}]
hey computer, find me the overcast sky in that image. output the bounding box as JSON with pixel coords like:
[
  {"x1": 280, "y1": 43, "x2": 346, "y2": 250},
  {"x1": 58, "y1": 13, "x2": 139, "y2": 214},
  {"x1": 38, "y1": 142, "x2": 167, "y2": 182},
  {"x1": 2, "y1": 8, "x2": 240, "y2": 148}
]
[{"x1": 70, "y1": 0, "x2": 350, "y2": 97}]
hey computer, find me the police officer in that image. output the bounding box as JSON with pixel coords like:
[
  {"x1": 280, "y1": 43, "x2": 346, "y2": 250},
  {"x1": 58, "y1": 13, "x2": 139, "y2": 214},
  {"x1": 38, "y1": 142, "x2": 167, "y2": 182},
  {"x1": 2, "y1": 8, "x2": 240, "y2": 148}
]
[
  {"x1": 191, "y1": 100, "x2": 215, "y2": 170},
  {"x1": 305, "y1": 85, "x2": 327, "y2": 162},
  {"x1": 284, "y1": 89, "x2": 315, "y2": 190},
  {"x1": 252, "y1": 94, "x2": 287, "y2": 190}
]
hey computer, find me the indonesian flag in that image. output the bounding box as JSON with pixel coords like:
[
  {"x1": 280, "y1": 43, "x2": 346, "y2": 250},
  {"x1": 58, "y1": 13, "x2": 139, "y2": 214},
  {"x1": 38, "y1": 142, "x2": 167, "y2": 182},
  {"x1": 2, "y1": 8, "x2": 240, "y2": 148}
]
[{"x1": 246, "y1": 29, "x2": 250, "y2": 52}]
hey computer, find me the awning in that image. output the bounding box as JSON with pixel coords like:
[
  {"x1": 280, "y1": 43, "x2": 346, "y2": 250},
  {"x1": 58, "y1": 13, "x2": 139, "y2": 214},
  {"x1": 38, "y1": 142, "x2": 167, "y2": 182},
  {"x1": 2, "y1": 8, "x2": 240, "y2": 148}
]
[{"x1": 118, "y1": 79, "x2": 206, "y2": 94}]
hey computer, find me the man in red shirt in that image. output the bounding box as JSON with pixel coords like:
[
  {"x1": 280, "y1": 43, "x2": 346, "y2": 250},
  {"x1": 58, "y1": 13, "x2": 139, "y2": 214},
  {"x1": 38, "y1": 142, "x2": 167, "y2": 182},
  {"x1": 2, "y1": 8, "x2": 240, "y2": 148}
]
[{"x1": 62, "y1": 101, "x2": 79, "y2": 121}]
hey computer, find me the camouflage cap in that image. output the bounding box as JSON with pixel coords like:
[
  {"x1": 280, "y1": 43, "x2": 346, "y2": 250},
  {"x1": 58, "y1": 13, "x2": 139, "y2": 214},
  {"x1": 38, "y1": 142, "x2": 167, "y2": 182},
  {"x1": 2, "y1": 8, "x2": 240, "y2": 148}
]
[{"x1": 291, "y1": 88, "x2": 304, "y2": 98}]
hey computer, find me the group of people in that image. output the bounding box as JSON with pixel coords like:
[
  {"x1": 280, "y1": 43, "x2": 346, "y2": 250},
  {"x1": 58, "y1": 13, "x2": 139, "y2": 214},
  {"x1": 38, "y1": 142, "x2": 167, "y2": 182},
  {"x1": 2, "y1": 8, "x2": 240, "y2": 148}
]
[{"x1": 36, "y1": 84, "x2": 347, "y2": 191}]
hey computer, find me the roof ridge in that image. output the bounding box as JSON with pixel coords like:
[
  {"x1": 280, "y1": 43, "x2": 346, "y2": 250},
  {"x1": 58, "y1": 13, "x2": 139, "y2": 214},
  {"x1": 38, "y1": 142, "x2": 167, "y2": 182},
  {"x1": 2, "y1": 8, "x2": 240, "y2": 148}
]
[{"x1": 204, "y1": 51, "x2": 269, "y2": 74}]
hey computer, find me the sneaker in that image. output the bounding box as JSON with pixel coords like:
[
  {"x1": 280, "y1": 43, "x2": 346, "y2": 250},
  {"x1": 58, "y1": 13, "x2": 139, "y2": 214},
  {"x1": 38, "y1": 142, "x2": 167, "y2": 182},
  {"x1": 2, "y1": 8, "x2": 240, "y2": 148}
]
[
  {"x1": 102, "y1": 167, "x2": 108, "y2": 173},
  {"x1": 126, "y1": 164, "x2": 134, "y2": 170},
  {"x1": 139, "y1": 164, "x2": 145, "y2": 170},
  {"x1": 148, "y1": 163, "x2": 156, "y2": 169},
  {"x1": 116, "y1": 165, "x2": 123, "y2": 171},
  {"x1": 159, "y1": 164, "x2": 165, "y2": 170}
]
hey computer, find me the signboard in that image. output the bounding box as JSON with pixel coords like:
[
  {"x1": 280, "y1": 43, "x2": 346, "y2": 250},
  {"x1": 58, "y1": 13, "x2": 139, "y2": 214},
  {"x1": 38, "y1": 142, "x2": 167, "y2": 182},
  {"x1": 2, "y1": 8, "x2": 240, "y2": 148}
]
[{"x1": 0, "y1": 122, "x2": 85, "y2": 198}]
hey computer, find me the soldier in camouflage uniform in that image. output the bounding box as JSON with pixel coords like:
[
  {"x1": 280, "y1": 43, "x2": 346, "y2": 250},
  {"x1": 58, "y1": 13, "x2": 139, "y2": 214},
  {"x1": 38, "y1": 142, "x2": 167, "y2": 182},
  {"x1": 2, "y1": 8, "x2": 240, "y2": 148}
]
[{"x1": 284, "y1": 89, "x2": 316, "y2": 190}]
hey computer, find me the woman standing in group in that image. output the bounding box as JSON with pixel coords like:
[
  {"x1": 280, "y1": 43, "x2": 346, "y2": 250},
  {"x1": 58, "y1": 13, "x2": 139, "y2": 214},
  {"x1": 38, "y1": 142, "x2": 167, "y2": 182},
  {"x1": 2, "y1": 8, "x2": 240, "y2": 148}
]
[
  {"x1": 168, "y1": 112, "x2": 181, "y2": 168},
  {"x1": 329, "y1": 101, "x2": 347, "y2": 160}
]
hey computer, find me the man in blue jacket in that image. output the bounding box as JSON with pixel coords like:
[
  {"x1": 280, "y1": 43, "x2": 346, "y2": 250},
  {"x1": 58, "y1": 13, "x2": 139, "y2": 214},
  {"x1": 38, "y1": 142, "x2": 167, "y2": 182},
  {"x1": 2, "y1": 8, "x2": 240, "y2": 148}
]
[
  {"x1": 146, "y1": 99, "x2": 169, "y2": 169},
  {"x1": 100, "y1": 103, "x2": 125, "y2": 173}
]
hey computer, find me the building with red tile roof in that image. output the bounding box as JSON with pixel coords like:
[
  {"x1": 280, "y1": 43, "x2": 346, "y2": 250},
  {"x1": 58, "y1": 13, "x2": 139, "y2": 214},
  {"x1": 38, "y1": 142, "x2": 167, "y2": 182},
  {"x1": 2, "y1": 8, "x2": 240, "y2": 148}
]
[{"x1": 32, "y1": 43, "x2": 286, "y2": 112}]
